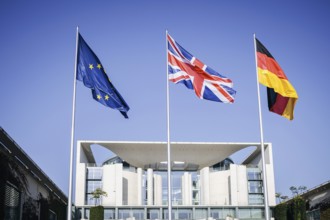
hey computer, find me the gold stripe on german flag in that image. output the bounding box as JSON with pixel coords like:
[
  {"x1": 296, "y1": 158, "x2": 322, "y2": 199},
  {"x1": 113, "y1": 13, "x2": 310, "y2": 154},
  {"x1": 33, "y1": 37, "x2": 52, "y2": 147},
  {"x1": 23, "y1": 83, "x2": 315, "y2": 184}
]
[{"x1": 256, "y1": 38, "x2": 298, "y2": 120}]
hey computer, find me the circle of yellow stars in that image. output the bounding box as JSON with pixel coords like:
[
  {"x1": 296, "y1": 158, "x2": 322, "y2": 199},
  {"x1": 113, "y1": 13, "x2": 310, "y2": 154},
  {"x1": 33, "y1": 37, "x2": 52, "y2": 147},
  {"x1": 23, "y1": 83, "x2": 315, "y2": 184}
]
[
  {"x1": 89, "y1": 63, "x2": 102, "y2": 70},
  {"x1": 88, "y1": 63, "x2": 110, "y2": 101}
]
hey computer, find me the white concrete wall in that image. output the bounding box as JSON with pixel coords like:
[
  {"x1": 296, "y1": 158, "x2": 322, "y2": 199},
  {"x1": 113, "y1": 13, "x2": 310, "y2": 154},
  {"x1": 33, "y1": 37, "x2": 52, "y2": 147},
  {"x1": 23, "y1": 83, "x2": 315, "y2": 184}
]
[
  {"x1": 122, "y1": 170, "x2": 139, "y2": 205},
  {"x1": 137, "y1": 168, "x2": 143, "y2": 205},
  {"x1": 182, "y1": 172, "x2": 192, "y2": 205},
  {"x1": 102, "y1": 164, "x2": 123, "y2": 206},
  {"x1": 77, "y1": 141, "x2": 90, "y2": 164},
  {"x1": 75, "y1": 142, "x2": 87, "y2": 206},
  {"x1": 154, "y1": 173, "x2": 163, "y2": 205},
  {"x1": 209, "y1": 170, "x2": 230, "y2": 205},
  {"x1": 236, "y1": 165, "x2": 248, "y2": 205},
  {"x1": 266, "y1": 164, "x2": 276, "y2": 206},
  {"x1": 147, "y1": 168, "x2": 153, "y2": 205},
  {"x1": 74, "y1": 162, "x2": 86, "y2": 206},
  {"x1": 200, "y1": 167, "x2": 210, "y2": 205},
  {"x1": 229, "y1": 164, "x2": 248, "y2": 206},
  {"x1": 265, "y1": 143, "x2": 276, "y2": 206}
]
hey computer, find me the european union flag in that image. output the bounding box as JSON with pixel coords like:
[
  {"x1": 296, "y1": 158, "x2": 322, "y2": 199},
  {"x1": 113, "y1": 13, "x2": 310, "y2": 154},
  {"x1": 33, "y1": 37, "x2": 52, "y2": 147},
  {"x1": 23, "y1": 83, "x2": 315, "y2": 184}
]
[{"x1": 76, "y1": 33, "x2": 129, "y2": 118}]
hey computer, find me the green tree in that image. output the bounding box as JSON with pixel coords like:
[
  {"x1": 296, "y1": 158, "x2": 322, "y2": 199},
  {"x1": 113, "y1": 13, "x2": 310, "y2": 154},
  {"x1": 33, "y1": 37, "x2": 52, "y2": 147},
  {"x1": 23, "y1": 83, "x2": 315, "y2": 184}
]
[
  {"x1": 290, "y1": 186, "x2": 298, "y2": 197},
  {"x1": 90, "y1": 188, "x2": 107, "y2": 206},
  {"x1": 90, "y1": 206, "x2": 104, "y2": 220},
  {"x1": 281, "y1": 195, "x2": 289, "y2": 202},
  {"x1": 298, "y1": 186, "x2": 307, "y2": 194},
  {"x1": 276, "y1": 192, "x2": 282, "y2": 204},
  {"x1": 291, "y1": 196, "x2": 306, "y2": 220}
]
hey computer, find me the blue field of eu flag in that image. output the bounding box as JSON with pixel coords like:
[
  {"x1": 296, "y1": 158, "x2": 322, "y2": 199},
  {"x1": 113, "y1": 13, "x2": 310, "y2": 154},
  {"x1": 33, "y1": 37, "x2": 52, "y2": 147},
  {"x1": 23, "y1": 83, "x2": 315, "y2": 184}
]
[{"x1": 76, "y1": 33, "x2": 129, "y2": 118}]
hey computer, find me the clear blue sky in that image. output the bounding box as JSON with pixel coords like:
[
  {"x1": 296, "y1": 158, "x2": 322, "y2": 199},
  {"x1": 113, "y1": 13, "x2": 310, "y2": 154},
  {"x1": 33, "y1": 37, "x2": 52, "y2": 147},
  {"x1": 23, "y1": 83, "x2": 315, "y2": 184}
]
[{"x1": 1, "y1": 1, "x2": 329, "y2": 199}]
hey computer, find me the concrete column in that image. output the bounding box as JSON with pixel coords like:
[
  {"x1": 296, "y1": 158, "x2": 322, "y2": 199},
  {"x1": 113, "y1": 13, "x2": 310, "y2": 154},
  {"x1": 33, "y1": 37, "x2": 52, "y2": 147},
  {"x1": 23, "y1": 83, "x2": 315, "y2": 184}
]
[
  {"x1": 74, "y1": 163, "x2": 86, "y2": 206},
  {"x1": 137, "y1": 168, "x2": 143, "y2": 205},
  {"x1": 147, "y1": 168, "x2": 153, "y2": 205},
  {"x1": 154, "y1": 174, "x2": 163, "y2": 205},
  {"x1": 102, "y1": 163, "x2": 123, "y2": 206},
  {"x1": 229, "y1": 164, "x2": 238, "y2": 206},
  {"x1": 200, "y1": 167, "x2": 210, "y2": 205},
  {"x1": 182, "y1": 172, "x2": 192, "y2": 205}
]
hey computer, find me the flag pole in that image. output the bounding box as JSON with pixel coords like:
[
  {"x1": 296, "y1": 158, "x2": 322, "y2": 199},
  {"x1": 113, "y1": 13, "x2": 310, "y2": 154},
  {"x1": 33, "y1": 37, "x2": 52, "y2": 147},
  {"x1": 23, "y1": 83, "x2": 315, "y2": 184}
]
[
  {"x1": 67, "y1": 26, "x2": 79, "y2": 220},
  {"x1": 165, "y1": 29, "x2": 172, "y2": 220},
  {"x1": 253, "y1": 33, "x2": 270, "y2": 220}
]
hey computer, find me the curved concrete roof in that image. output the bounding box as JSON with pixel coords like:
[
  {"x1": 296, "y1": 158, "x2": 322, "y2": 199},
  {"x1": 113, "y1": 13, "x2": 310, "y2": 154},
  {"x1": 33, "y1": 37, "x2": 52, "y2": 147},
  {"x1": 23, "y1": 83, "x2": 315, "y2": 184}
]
[{"x1": 79, "y1": 141, "x2": 268, "y2": 169}]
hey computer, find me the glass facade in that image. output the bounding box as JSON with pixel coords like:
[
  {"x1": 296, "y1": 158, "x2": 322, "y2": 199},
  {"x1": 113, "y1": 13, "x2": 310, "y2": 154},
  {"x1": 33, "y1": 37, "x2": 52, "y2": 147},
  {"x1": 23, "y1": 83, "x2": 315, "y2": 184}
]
[
  {"x1": 149, "y1": 171, "x2": 200, "y2": 206},
  {"x1": 194, "y1": 208, "x2": 208, "y2": 219},
  {"x1": 210, "y1": 208, "x2": 235, "y2": 220},
  {"x1": 78, "y1": 207, "x2": 269, "y2": 220},
  {"x1": 211, "y1": 158, "x2": 234, "y2": 171},
  {"x1": 192, "y1": 173, "x2": 200, "y2": 205},
  {"x1": 239, "y1": 208, "x2": 264, "y2": 219},
  {"x1": 114, "y1": 208, "x2": 146, "y2": 220},
  {"x1": 104, "y1": 208, "x2": 115, "y2": 219},
  {"x1": 147, "y1": 208, "x2": 160, "y2": 220},
  {"x1": 247, "y1": 167, "x2": 264, "y2": 205},
  {"x1": 86, "y1": 167, "x2": 103, "y2": 205}
]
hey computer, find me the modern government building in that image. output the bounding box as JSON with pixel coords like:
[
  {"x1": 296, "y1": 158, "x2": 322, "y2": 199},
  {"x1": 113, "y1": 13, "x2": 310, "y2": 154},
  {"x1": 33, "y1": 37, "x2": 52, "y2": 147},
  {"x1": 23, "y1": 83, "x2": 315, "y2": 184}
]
[{"x1": 74, "y1": 141, "x2": 276, "y2": 220}]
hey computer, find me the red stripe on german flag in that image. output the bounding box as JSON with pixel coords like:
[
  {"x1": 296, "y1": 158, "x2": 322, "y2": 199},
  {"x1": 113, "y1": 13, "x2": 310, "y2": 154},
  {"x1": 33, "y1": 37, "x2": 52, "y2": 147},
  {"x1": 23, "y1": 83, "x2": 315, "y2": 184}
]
[{"x1": 256, "y1": 38, "x2": 298, "y2": 120}]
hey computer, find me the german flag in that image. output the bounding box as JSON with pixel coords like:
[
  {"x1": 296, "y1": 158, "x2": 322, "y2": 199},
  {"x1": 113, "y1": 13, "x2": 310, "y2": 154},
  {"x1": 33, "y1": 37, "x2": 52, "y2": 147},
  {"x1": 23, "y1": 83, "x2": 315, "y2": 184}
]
[{"x1": 256, "y1": 38, "x2": 298, "y2": 120}]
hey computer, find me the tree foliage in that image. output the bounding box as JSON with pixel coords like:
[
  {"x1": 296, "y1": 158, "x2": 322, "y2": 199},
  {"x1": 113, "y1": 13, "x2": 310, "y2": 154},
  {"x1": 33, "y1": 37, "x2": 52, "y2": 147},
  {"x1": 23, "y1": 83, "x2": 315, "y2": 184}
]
[
  {"x1": 90, "y1": 205, "x2": 104, "y2": 220},
  {"x1": 275, "y1": 196, "x2": 306, "y2": 220},
  {"x1": 90, "y1": 188, "x2": 107, "y2": 206}
]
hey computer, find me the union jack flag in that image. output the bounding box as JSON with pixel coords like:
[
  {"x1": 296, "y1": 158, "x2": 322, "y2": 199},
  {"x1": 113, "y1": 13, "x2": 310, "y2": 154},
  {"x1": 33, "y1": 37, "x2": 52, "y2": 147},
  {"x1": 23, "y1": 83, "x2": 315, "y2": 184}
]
[{"x1": 167, "y1": 33, "x2": 236, "y2": 103}]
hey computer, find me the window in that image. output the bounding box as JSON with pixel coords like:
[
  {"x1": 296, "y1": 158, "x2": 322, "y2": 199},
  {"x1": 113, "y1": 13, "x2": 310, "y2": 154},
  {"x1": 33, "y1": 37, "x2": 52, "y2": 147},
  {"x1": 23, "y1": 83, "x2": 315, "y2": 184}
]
[
  {"x1": 104, "y1": 209, "x2": 115, "y2": 219},
  {"x1": 4, "y1": 182, "x2": 21, "y2": 220},
  {"x1": 118, "y1": 209, "x2": 131, "y2": 219},
  {"x1": 132, "y1": 209, "x2": 144, "y2": 220},
  {"x1": 248, "y1": 181, "x2": 263, "y2": 193},
  {"x1": 87, "y1": 167, "x2": 102, "y2": 180},
  {"x1": 178, "y1": 209, "x2": 192, "y2": 219},
  {"x1": 86, "y1": 167, "x2": 102, "y2": 205},
  {"x1": 147, "y1": 209, "x2": 160, "y2": 220},
  {"x1": 210, "y1": 208, "x2": 235, "y2": 219},
  {"x1": 247, "y1": 168, "x2": 262, "y2": 180},
  {"x1": 84, "y1": 209, "x2": 90, "y2": 219},
  {"x1": 247, "y1": 168, "x2": 264, "y2": 205},
  {"x1": 248, "y1": 194, "x2": 264, "y2": 205},
  {"x1": 239, "y1": 208, "x2": 264, "y2": 219},
  {"x1": 163, "y1": 209, "x2": 175, "y2": 220},
  {"x1": 153, "y1": 171, "x2": 199, "y2": 205},
  {"x1": 195, "y1": 208, "x2": 208, "y2": 219}
]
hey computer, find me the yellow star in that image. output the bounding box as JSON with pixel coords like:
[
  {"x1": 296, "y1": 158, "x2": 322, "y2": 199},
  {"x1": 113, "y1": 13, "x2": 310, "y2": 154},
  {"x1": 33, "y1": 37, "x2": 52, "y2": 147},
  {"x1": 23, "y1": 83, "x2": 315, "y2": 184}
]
[
  {"x1": 105, "y1": 95, "x2": 109, "y2": 100},
  {"x1": 97, "y1": 64, "x2": 102, "y2": 69},
  {"x1": 89, "y1": 64, "x2": 94, "y2": 70},
  {"x1": 97, "y1": 94, "x2": 101, "y2": 100}
]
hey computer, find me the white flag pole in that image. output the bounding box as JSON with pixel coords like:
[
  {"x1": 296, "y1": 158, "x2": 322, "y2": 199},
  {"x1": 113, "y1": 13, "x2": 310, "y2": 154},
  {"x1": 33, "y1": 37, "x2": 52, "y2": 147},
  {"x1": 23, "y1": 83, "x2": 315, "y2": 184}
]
[
  {"x1": 67, "y1": 26, "x2": 79, "y2": 220},
  {"x1": 166, "y1": 30, "x2": 172, "y2": 220},
  {"x1": 253, "y1": 33, "x2": 270, "y2": 220}
]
